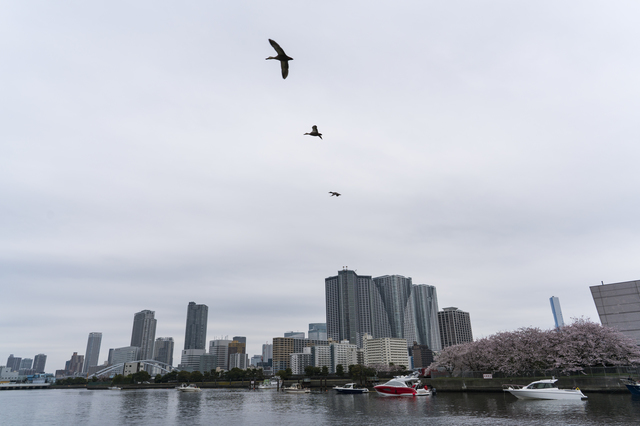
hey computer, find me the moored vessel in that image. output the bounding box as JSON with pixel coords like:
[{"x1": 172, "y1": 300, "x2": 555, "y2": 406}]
[
  {"x1": 333, "y1": 383, "x2": 369, "y2": 394},
  {"x1": 620, "y1": 377, "x2": 640, "y2": 396},
  {"x1": 374, "y1": 373, "x2": 432, "y2": 397},
  {"x1": 503, "y1": 378, "x2": 587, "y2": 400}
]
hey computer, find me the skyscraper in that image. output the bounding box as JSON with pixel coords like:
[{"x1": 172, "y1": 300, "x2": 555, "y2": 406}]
[
  {"x1": 438, "y1": 307, "x2": 473, "y2": 347},
  {"x1": 131, "y1": 310, "x2": 157, "y2": 360},
  {"x1": 33, "y1": 354, "x2": 47, "y2": 373},
  {"x1": 153, "y1": 337, "x2": 175, "y2": 367},
  {"x1": 308, "y1": 323, "x2": 327, "y2": 340},
  {"x1": 325, "y1": 270, "x2": 443, "y2": 349},
  {"x1": 413, "y1": 284, "x2": 442, "y2": 351},
  {"x1": 184, "y1": 302, "x2": 208, "y2": 350},
  {"x1": 373, "y1": 275, "x2": 417, "y2": 346},
  {"x1": 325, "y1": 269, "x2": 389, "y2": 348},
  {"x1": 83, "y1": 332, "x2": 102, "y2": 374},
  {"x1": 550, "y1": 296, "x2": 565, "y2": 329}
]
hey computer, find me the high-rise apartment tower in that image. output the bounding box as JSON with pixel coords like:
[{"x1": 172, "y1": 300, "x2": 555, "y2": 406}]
[
  {"x1": 83, "y1": 332, "x2": 102, "y2": 373},
  {"x1": 438, "y1": 307, "x2": 473, "y2": 347},
  {"x1": 184, "y1": 302, "x2": 208, "y2": 350},
  {"x1": 131, "y1": 310, "x2": 157, "y2": 360}
]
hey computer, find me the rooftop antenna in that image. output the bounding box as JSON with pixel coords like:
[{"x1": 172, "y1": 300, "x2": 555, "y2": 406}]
[{"x1": 601, "y1": 281, "x2": 604, "y2": 285}]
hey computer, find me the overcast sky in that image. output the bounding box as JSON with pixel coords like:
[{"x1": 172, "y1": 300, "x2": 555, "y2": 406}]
[{"x1": 2, "y1": 1, "x2": 640, "y2": 372}]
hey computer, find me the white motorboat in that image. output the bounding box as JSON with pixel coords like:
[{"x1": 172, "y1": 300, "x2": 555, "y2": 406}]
[
  {"x1": 333, "y1": 383, "x2": 369, "y2": 394},
  {"x1": 284, "y1": 383, "x2": 310, "y2": 393},
  {"x1": 177, "y1": 383, "x2": 202, "y2": 392},
  {"x1": 374, "y1": 372, "x2": 432, "y2": 397},
  {"x1": 258, "y1": 377, "x2": 280, "y2": 389},
  {"x1": 107, "y1": 386, "x2": 121, "y2": 390},
  {"x1": 503, "y1": 378, "x2": 587, "y2": 400}
]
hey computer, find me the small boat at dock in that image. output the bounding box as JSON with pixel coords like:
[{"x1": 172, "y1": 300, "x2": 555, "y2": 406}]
[
  {"x1": 620, "y1": 377, "x2": 640, "y2": 395},
  {"x1": 503, "y1": 378, "x2": 587, "y2": 400},
  {"x1": 333, "y1": 383, "x2": 369, "y2": 394},
  {"x1": 284, "y1": 383, "x2": 310, "y2": 393}
]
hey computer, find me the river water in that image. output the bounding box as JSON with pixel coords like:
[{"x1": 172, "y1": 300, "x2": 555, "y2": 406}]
[{"x1": 2, "y1": 388, "x2": 640, "y2": 425}]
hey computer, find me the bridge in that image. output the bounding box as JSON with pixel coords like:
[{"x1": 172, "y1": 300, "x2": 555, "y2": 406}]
[{"x1": 92, "y1": 360, "x2": 175, "y2": 377}]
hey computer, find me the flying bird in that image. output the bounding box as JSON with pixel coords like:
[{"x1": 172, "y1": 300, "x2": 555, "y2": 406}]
[
  {"x1": 266, "y1": 39, "x2": 293, "y2": 79},
  {"x1": 304, "y1": 125, "x2": 322, "y2": 139},
  {"x1": 329, "y1": 192, "x2": 341, "y2": 197}
]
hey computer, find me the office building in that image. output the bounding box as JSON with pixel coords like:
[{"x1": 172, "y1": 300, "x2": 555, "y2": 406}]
[
  {"x1": 33, "y1": 354, "x2": 47, "y2": 373},
  {"x1": 153, "y1": 337, "x2": 174, "y2": 367},
  {"x1": 591, "y1": 280, "x2": 640, "y2": 344},
  {"x1": 229, "y1": 353, "x2": 249, "y2": 370},
  {"x1": 184, "y1": 302, "x2": 208, "y2": 350},
  {"x1": 64, "y1": 352, "x2": 84, "y2": 375},
  {"x1": 284, "y1": 331, "x2": 305, "y2": 339},
  {"x1": 83, "y1": 332, "x2": 102, "y2": 374},
  {"x1": 19, "y1": 358, "x2": 33, "y2": 370},
  {"x1": 250, "y1": 355, "x2": 262, "y2": 367},
  {"x1": 550, "y1": 296, "x2": 565, "y2": 329},
  {"x1": 229, "y1": 340, "x2": 246, "y2": 359},
  {"x1": 131, "y1": 310, "x2": 157, "y2": 360},
  {"x1": 411, "y1": 342, "x2": 435, "y2": 368},
  {"x1": 272, "y1": 337, "x2": 330, "y2": 372},
  {"x1": 308, "y1": 323, "x2": 327, "y2": 340},
  {"x1": 232, "y1": 336, "x2": 246, "y2": 344},
  {"x1": 438, "y1": 307, "x2": 473, "y2": 347},
  {"x1": 199, "y1": 353, "x2": 217, "y2": 372},
  {"x1": 178, "y1": 349, "x2": 206, "y2": 371},
  {"x1": 110, "y1": 346, "x2": 141, "y2": 366},
  {"x1": 413, "y1": 284, "x2": 442, "y2": 351},
  {"x1": 363, "y1": 334, "x2": 409, "y2": 367},
  {"x1": 209, "y1": 339, "x2": 232, "y2": 370},
  {"x1": 262, "y1": 343, "x2": 273, "y2": 366}
]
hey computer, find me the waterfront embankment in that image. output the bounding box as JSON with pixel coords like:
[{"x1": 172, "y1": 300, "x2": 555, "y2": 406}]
[{"x1": 424, "y1": 375, "x2": 632, "y2": 393}]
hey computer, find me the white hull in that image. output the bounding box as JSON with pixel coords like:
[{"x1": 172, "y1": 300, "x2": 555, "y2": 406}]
[{"x1": 506, "y1": 389, "x2": 586, "y2": 400}]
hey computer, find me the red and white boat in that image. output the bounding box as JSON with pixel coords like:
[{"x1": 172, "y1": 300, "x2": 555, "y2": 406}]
[{"x1": 374, "y1": 373, "x2": 433, "y2": 397}]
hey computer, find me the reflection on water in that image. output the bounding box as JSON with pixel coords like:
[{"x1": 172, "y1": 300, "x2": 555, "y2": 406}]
[{"x1": 1, "y1": 389, "x2": 640, "y2": 425}]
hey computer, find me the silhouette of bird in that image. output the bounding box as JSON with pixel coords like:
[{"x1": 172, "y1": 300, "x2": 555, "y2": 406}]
[
  {"x1": 266, "y1": 39, "x2": 293, "y2": 79},
  {"x1": 329, "y1": 192, "x2": 341, "y2": 197},
  {"x1": 304, "y1": 125, "x2": 322, "y2": 139}
]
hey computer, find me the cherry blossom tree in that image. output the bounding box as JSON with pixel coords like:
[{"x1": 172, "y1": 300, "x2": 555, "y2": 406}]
[{"x1": 431, "y1": 318, "x2": 640, "y2": 376}]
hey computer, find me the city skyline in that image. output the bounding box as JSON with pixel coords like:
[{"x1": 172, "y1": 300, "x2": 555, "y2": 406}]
[
  {"x1": 4, "y1": 2, "x2": 637, "y2": 372},
  {"x1": 0, "y1": 274, "x2": 601, "y2": 373}
]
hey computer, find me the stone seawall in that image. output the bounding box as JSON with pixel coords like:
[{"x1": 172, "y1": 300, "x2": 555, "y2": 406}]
[{"x1": 424, "y1": 376, "x2": 630, "y2": 393}]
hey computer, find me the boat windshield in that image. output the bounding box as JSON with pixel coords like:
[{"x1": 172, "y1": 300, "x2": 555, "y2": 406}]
[
  {"x1": 527, "y1": 383, "x2": 557, "y2": 389},
  {"x1": 383, "y1": 380, "x2": 407, "y2": 387}
]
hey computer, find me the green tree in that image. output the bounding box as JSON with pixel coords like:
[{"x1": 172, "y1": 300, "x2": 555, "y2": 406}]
[
  {"x1": 155, "y1": 374, "x2": 163, "y2": 382},
  {"x1": 276, "y1": 368, "x2": 293, "y2": 379},
  {"x1": 321, "y1": 366, "x2": 329, "y2": 377},
  {"x1": 177, "y1": 370, "x2": 191, "y2": 383},
  {"x1": 336, "y1": 364, "x2": 345, "y2": 377},
  {"x1": 191, "y1": 371, "x2": 203, "y2": 382}
]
